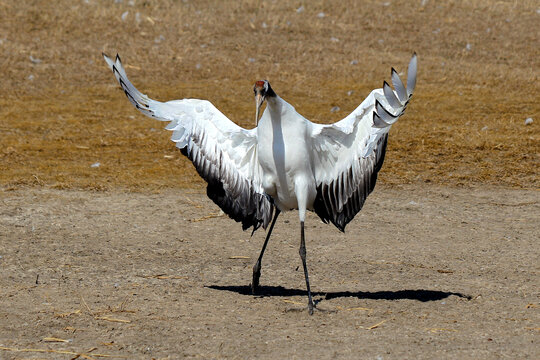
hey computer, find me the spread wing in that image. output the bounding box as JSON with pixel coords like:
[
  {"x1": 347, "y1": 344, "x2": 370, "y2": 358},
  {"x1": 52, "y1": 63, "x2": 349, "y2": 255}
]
[
  {"x1": 103, "y1": 54, "x2": 274, "y2": 231},
  {"x1": 311, "y1": 54, "x2": 417, "y2": 231}
]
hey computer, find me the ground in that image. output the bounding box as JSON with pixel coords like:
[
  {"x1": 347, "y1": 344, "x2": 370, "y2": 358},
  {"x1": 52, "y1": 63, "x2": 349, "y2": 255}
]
[
  {"x1": 0, "y1": 0, "x2": 538, "y2": 359},
  {"x1": 0, "y1": 185, "x2": 538, "y2": 359}
]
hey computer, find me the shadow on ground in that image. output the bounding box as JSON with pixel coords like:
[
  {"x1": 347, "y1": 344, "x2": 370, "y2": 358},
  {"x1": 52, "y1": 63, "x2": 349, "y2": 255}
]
[{"x1": 207, "y1": 285, "x2": 471, "y2": 302}]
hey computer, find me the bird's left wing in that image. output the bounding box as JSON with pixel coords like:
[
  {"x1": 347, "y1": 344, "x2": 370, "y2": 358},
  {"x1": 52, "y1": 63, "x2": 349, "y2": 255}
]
[
  {"x1": 310, "y1": 54, "x2": 417, "y2": 231},
  {"x1": 103, "y1": 54, "x2": 274, "y2": 231}
]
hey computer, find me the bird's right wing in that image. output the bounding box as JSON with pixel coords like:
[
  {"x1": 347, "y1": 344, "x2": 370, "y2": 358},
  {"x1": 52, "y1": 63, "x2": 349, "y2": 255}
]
[
  {"x1": 103, "y1": 54, "x2": 274, "y2": 231},
  {"x1": 310, "y1": 54, "x2": 417, "y2": 231}
]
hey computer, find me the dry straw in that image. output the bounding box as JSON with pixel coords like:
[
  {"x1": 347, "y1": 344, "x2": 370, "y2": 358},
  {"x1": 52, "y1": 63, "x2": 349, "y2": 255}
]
[{"x1": 1, "y1": 0, "x2": 538, "y2": 190}]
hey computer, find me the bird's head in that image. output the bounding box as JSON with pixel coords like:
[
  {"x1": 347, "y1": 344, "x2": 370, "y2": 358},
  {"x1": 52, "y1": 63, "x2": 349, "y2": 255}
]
[{"x1": 253, "y1": 80, "x2": 276, "y2": 125}]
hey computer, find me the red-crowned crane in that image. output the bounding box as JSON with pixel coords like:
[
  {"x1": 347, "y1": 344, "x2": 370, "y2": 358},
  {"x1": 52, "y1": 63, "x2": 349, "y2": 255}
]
[{"x1": 103, "y1": 53, "x2": 417, "y2": 314}]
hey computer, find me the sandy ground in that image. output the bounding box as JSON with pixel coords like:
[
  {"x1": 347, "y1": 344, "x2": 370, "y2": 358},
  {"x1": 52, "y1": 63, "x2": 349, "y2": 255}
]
[{"x1": 0, "y1": 185, "x2": 538, "y2": 359}]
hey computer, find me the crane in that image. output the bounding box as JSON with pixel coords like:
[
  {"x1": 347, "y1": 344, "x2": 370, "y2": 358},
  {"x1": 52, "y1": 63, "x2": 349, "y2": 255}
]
[{"x1": 103, "y1": 53, "x2": 417, "y2": 314}]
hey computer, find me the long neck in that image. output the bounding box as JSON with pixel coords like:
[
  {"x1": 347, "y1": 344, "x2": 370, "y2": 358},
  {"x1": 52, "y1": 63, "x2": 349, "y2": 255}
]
[{"x1": 266, "y1": 95, "x2": 283, "y2": 118}]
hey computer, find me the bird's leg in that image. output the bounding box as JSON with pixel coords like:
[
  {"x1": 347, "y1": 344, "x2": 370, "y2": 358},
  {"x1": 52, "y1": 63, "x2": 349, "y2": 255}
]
[
  {"x1": 299, "y1": 221, "x2": 314, "y2": 315},
  {"x1": 251, "y1": 209, "x2": 280, "y2": 294}
]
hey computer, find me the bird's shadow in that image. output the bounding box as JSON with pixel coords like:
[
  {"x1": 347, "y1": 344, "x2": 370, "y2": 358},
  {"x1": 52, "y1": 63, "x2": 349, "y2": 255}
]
[{"x1": 206, "y1": 285, "x2": 471, "y2": 302}]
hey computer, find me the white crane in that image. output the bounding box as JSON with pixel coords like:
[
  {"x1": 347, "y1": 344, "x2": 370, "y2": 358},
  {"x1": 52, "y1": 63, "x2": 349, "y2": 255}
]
[{"x1": 103, "y1": 53, "x2": 417, "y2": 314}]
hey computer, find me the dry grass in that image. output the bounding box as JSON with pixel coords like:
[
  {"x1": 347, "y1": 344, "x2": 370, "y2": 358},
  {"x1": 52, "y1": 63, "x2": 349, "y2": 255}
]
[{"x1": 0, "y1": 0, "x2": 538, "y2": 190}]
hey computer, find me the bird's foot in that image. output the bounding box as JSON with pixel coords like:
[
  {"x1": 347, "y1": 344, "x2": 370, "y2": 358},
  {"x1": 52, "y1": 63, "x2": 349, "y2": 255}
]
[
  {"x1": 251, "y1": 274, "x2": 261, "y2": 295},
  {"x1": 251, "y1": 262, "x2": 261, "y2": 294},
  {"x1": 250, "y1": 281, "x2": 259, "y2": 295},
  {"x1": 308, "y1": 301, "x2": 314, "y2": 315}
]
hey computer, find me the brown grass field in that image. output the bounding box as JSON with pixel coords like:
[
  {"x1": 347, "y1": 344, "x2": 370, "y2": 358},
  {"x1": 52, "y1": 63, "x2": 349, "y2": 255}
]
[
  {"x1": 0, "y1": 0, "x2": 539, "y2": 359},
  {"x1": 0, "y1": 0, "x2": 538, "y2": 190}
]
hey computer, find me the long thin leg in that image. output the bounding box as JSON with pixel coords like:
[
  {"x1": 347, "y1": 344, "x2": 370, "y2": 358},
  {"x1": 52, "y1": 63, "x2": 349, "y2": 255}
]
[
  {"x1": 299, "y1": 221, "x2": 314, "y2": 315},
  {"x1": 251, "y1": 209, "x2": 281, "y2": 294}
]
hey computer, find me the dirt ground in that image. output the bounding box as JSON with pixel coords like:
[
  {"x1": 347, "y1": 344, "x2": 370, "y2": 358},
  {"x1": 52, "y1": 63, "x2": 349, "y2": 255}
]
[{"x1": 0, "y1": 185, "x2": 538, "y2": 359}]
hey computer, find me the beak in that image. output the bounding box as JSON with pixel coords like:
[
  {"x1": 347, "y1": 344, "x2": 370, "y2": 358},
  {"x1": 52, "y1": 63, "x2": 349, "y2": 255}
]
[{"x1": 255, "y1": 92, "x2": 265, "y2": 125}]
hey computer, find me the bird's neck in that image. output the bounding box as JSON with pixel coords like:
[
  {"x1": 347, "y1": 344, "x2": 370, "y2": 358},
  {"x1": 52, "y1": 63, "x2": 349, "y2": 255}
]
[{"x1": 266, "y1": 95, "x2": 284, "y2": 117}]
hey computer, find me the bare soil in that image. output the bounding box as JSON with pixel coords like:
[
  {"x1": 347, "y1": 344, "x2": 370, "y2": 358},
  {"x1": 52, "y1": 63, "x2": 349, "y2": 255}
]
[{"x1": 0, "y1": 185, "x2": 538, "y2": 359}]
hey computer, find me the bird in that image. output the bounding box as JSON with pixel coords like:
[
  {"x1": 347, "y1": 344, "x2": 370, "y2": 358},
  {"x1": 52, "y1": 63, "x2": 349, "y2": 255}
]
[{"x1": 103, "y1": 52, "x2": 417, "y2": 314}]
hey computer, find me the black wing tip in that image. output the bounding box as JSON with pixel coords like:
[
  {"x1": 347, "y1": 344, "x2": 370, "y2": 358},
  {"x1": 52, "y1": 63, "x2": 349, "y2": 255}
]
[
  {"x1": 391, "y1": 67, "x2": 398, "y2": 75},
  {"x1": 372, "y1": 111, "x2": 391, "y2": 128},
  {"x1": 375, "y1": 99, "x2": 396, "y2": 116},
  {"x1": 116, "y1": 53, "x2": 122, "y2": 64}
]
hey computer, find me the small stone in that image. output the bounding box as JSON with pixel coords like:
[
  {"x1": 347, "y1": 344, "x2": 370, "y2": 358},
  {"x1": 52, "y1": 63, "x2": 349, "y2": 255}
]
[
  {"x1": 350, "y1": 60, "x2": 358, "y2": 65},
  {"x1": 296, "y1": 5, "x2": 304, "y2": 13},
  {"x1": 347, "y1": 90, "x2": 354, "y2": 96},
  {"x1": 91, "y1": 162, "x2": 100, "y2": 168},
  {"x1": 330, "y1": 106, "x2": 340, "y2": 113},
  {"x1": 317, "y1": 12, "x2": 325, "y2": 18},
  {"x1": 524, "y1": 118, "x2": 533, "y2": 125},
  {"x1": 121, "y1": 11, "x2": 129, "y2": 21},
  {"x1": 29, "y1": 55, "x2": 41, "y2": 64}
]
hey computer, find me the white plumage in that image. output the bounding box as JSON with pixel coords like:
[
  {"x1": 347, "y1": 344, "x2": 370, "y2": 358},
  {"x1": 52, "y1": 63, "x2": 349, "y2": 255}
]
[{"x1": 103, "y1": 53, "x2": 417, "y2": 314}]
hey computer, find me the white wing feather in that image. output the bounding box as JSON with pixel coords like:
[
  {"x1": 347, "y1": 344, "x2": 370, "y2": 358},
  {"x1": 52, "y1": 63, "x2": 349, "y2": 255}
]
[
  {"x1": 103, "y1": 54, "x2": 274, "y2": 230},
  {"x1": 311, "y1": 54, "x2": 417, "y2": 231}
]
